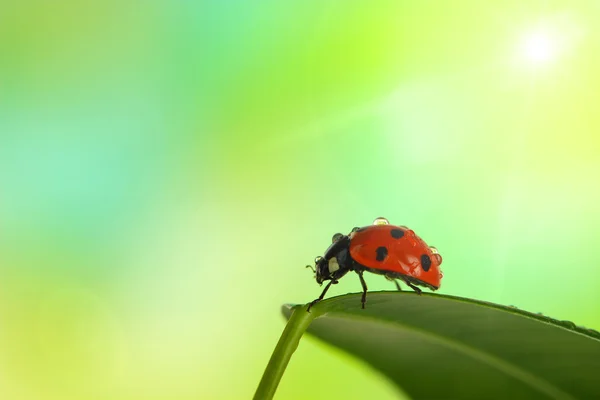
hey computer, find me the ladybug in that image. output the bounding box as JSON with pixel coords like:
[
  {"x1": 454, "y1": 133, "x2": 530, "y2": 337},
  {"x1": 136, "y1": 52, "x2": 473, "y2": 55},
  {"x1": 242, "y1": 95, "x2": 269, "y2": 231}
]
[{"x1": 307, "y1": 217, "x2": 443, "y2": 311}]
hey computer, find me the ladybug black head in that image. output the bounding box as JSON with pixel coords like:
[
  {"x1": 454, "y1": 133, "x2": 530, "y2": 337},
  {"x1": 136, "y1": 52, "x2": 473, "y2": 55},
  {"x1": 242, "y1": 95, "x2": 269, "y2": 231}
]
[
  {"x1": 314, "y1": 234, "x2": 352, "y2": 284},
  {"x1": 314, "y1": 256, "x2": 328, "y2": 284}
]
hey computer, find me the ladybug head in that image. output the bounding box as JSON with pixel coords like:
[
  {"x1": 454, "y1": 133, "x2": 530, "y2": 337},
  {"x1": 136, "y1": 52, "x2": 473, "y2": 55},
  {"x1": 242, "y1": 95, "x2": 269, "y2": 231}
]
[
  {"x1": 314, "y1": 256, "x2": 328, "y2": 284},
  {"x1": 313, "y1": 234, "x2": 352, "y2": 285}
]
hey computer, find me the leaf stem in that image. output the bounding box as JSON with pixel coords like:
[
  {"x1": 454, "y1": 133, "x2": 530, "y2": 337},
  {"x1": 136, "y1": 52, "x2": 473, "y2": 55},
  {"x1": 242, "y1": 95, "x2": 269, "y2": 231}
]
[{"x1": 253, "y1": 305, "x2": 315, "y2": 400}]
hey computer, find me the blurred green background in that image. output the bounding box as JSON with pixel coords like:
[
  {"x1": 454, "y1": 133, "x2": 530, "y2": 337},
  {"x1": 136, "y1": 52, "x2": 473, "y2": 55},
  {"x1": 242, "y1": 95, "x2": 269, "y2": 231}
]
[{"x1": 1, "y1": 1, "x2": 599, "y2": 399}]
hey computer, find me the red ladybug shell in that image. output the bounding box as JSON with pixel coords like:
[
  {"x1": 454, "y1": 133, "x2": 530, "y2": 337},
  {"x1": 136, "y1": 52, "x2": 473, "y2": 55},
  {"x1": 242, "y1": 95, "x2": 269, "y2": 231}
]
[{"x1": 349, "y1": 224, "x2": 443, "y2": 290}]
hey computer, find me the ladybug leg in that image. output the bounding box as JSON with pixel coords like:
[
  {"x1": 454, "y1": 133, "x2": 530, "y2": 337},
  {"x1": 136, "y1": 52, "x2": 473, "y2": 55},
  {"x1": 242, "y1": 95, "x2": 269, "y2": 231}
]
[
  {"x1": 393, "y1": 280, "x2": 403, "y2": 291},
  {"x1": 307, "y1": 280, "x2": 336, "y2": 312},
  {"x1": 402, "y1": 278, "x2": 422, "y2": 295},
  {"x1": 385, "y1": 274, "x2": 402, "y2": 291},
  {"x1": 356, "y1": 271, "x2": 368, "y2": 309}
]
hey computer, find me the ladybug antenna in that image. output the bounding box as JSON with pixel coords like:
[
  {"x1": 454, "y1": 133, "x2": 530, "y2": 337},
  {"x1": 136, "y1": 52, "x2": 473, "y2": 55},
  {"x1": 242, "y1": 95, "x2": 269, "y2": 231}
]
[{"x1": 305, "y1": 265, "x2": 316, "y2": 274}]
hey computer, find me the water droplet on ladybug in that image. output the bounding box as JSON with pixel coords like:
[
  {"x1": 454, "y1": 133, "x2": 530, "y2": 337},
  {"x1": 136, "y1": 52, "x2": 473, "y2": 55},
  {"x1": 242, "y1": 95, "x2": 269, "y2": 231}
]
[
  {"x1": 332, "y1": 233, "x2": 343, "y2": 243},
  {"x1": 400, "y1": 225, "x2": 415, "y2": 237},
  {"x1": 430, "y1": 246, "x2": 442, "y2": 264},
  {"x1": 373, "y1": 217, "x2": 390, "y2": 225}
]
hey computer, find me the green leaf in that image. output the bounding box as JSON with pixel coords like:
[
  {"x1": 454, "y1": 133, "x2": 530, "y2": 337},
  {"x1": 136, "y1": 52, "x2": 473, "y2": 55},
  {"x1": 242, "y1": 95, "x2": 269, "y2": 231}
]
[{"x1": 282, "y1": 292, "x2": 600, "y2": 399}]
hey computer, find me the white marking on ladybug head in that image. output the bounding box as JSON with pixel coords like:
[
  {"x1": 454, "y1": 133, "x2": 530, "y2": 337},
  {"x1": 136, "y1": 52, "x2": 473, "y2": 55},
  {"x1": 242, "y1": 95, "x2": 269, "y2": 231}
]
[{"x1": 328, "y1": 257, "x2": 340, "y2": 275}]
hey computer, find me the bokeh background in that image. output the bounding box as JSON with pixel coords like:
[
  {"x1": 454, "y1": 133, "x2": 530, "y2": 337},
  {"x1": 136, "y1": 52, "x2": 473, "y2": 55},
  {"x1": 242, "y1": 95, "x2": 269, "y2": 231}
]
[{"x1": 1, "y1": 1, "x2": 600, "y2": 399}]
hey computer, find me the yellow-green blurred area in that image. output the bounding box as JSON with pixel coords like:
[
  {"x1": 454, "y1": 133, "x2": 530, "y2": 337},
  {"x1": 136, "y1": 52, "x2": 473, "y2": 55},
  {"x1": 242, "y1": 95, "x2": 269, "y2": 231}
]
[{"x1": 1, "y1": 1, "x2": 600, "y2": 399}]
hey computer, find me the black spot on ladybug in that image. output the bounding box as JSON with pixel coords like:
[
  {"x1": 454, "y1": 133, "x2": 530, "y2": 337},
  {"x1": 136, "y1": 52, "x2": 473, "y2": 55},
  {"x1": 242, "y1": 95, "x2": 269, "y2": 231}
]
[
  {"x1": 376, "y1": 246, "x2": 388, "y2": 262},
  {"x1": 390, "y1": 229, "x2": 404, "y2": 239},
  {"x1": 421, "y1": 254, "x2": 432, "y2": 271}
]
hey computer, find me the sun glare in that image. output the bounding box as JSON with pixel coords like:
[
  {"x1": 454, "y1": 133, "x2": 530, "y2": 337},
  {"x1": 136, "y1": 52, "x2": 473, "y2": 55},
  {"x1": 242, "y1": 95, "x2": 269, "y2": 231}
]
[
  {"x1": 515, "y1": 15, "x2": 583, "y2": 69},
  {"x1": 520, "y1": 30, "x2": 557, "y2": 64}
]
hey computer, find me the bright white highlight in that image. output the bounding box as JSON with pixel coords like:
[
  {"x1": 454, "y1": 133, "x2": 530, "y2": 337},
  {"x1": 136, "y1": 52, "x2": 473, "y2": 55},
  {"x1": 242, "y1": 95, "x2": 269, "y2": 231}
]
[
  {"x1": 515, "y1": 15, "x2": 584, "y2": 69},
  {"x1": 520, "y1": 30, "x2": 557, "y2": 64}
]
